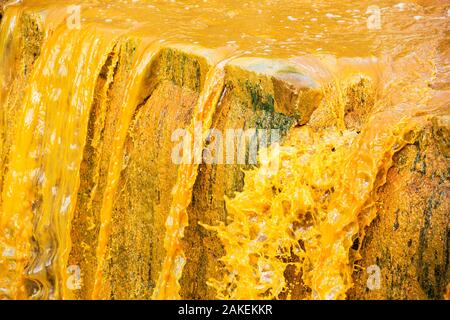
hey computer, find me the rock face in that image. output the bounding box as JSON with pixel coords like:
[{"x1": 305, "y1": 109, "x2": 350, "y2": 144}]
[
  {"x1": 349, "y1": 117, "x2": 449, "y2": 300},
  {"x1": 0, "y1": 1, "x2": 448, "y2": 300}
]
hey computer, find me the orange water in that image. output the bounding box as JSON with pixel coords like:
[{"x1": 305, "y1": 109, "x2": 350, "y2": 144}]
[{"x1": 0, "y1": 0, "x2": 448, "y2": 299}]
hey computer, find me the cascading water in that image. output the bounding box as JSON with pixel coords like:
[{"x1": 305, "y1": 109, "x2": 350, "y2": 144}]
[{"x1": 0, "y1": 0, "x2": 448, "y2": 300}]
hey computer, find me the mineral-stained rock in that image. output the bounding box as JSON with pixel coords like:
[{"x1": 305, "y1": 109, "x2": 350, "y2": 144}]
[
  {"x1": 0, "y1": 0, "x2": 448, "y2": 300},
  {"x1": 349, "y1": 116, "x2": 449, "y2": 300}
]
